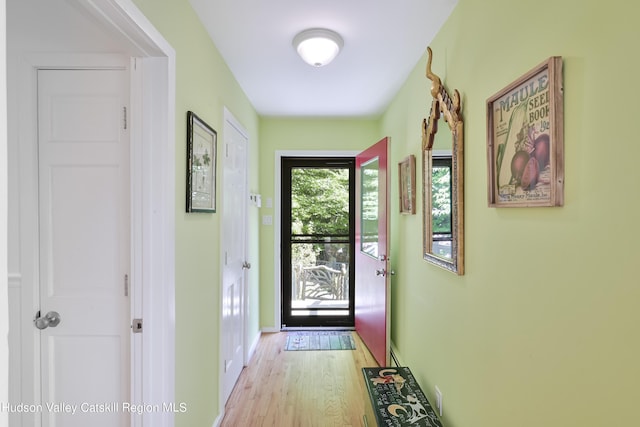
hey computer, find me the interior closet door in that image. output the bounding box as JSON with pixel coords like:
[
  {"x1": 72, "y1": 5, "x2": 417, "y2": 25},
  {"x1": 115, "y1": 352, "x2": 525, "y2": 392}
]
[{"x1": 37, "y1": 69, "x2": 131, "y2": 427}]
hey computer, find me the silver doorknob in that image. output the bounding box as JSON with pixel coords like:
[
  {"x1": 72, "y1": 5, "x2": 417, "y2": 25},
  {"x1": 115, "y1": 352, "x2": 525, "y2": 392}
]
[
  {"x1": 34, "y1": 311, "x2": 61, "y2": 330},
  {"x1": 242, "y1": 261, "x2": 251, "y2": 270}
]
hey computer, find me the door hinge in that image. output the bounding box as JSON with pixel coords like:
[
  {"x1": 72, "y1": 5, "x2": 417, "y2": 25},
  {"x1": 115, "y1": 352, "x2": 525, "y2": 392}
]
[
  {"x1": 123, "y1": 106, "x2": 127, "y2": 130},
  {"x1": 124, "y1": 274, "x2": 129, "y2": 297},
  {"x1": 132, "y1": 318, "x2": 143, "y2": 333}
]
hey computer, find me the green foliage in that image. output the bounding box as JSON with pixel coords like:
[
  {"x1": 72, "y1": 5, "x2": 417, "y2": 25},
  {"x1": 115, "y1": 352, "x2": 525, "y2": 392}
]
[
  {"x1": 290, "y1": 167, "x2": 351, "y2": 270},
  {"x1": 432, "y1": 165, "x2": 451, "y2": 233},
  {"x1": 360, "y1": 164, "x2": 379, "y2": 221},
  {"x1": 192, "y1": 149, "x2": 210, "y2": 167},
  {"x1": 291, "y1": 168, "x2": 350, "y2": 235}
]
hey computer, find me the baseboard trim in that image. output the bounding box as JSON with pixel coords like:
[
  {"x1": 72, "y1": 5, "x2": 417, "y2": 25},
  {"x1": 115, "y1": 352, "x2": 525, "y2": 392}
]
[
  {"x1": 246, "y1": 330, "x2": 261, "y2": 363},
  {"x1": 281, "y1": 326, "x2": 355, "y2": 331},
  {"x1": 390, "y1": 341, "x2": 405, "y2": 367},
  {"x1": 212, "y1": 412, "x2": 223, "y2": 427}
]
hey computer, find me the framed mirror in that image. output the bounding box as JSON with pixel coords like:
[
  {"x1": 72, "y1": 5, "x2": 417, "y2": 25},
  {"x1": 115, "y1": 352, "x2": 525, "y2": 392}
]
[{"x1": 421, "y1": 47, "x2": 464, "y2": 275}]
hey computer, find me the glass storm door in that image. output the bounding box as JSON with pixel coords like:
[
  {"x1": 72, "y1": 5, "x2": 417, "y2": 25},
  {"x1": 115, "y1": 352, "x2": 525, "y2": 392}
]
[{"x1": 281, "y1": 157, "x2": 355, "y2": 327}]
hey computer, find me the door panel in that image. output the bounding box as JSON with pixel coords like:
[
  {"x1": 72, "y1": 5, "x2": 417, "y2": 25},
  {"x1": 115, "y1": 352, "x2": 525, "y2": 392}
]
[
  {"x1": 38, "y1": 69, "x2": 130, "y2": 427},
  {"x1": 221, "y1": 116, "x2": 248, "y2": 404},
  {"x1": 355, "y1": 137, "x2": 390, "y2": 366}
]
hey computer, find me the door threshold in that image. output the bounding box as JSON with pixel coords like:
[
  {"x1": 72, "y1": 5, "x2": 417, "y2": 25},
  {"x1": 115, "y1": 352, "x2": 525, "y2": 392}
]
[{"x1": 281, "y1": 326, "x2": 355, "y2": 331}]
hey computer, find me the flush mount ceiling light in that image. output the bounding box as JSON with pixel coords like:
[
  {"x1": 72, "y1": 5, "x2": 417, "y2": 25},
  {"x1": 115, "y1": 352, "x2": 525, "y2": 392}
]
[{"x1": 293, "y1": 28, "x2": 344, "y2": 67}]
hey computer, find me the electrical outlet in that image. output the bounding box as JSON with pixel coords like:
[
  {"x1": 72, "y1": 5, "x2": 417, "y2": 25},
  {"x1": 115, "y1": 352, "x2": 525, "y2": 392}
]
[{"x1": 435, "y1": 386, "x2": 443, "y2": 417}]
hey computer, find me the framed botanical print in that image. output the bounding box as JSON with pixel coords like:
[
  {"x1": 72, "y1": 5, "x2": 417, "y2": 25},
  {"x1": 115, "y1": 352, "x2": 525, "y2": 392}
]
[
  {"x1": 486, "y1": 57, "x2": 564, "y2": 207},
  {"x1": 186, "y1": 111, "x2": 217, "y2": 213}
]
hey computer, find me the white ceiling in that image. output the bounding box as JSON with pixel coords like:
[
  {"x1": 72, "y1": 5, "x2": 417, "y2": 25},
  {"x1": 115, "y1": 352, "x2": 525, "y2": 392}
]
[{"x1": 189, "y1": 0, "x2": 458, "y2": 118}]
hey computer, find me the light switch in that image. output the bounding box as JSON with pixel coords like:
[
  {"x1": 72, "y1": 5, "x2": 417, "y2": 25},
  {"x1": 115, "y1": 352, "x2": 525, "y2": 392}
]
[{"x1": 262, "y1": 215, "x2": 273, "y2": 226}]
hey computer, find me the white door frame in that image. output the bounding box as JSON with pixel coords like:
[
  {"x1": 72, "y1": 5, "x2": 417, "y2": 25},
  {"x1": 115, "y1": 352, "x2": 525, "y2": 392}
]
[
  {"x1": 272, "y1": 150, "x2": 359, "y2": 331},
  {"x1": 12, "y1": 1, "x2": 176, "y2": 426},
  {"x1": 1, "y1": 1, "x2": 9, "y2": 426}
]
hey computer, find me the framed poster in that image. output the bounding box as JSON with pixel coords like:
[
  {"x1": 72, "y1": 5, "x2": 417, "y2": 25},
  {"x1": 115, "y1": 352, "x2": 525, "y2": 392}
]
[
  {"x1": 186, "y1": 111, "x2": 217, "y2": 213},
  {"x1": 398, "y1": 155, "x2": 416, "y2": 215},
  {"x1": 486, "y1": 57, "x2": 564, "y2": 207}
]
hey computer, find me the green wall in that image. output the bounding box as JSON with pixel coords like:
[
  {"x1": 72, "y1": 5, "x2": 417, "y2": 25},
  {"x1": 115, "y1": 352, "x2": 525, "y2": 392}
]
[
  {"x1": 131, "y1": 1, "x2": 261, "y2": 425},
  {"x1": 258, "y1": 118, "x2": 380, "y2": 328},
  {"x1": 382, "y1": 0, "x2": 640, "y2": 426},
  {"x1": 128, "y1": 0, "x2": 639, "y2": 425}
]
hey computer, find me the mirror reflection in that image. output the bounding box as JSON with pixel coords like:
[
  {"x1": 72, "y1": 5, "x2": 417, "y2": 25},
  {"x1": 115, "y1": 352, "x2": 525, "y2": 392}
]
[
  {"x1": 360, "y1": 157, "x2": 379, "y2": 258},
  {"x1": 431, "y1": 153, "x2": 452, "y2": 259}
]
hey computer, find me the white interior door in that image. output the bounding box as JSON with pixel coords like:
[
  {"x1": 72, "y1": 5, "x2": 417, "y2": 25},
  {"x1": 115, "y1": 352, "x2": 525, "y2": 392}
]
[
  {"x1": 37, "y1": 69, "x2": 130, "y2": 426},
  {"x1": 221, "y1": 112, "x2": 248, "y2": 404}
]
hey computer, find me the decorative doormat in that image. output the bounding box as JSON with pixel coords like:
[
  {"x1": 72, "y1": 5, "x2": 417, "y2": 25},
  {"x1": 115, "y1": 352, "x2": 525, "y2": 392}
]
[{"x1": 285, "y1": 331, "x2": 356, "y2": 351}]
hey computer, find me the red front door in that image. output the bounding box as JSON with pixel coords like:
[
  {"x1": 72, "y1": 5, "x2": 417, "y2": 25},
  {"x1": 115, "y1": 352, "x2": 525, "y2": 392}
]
[{"x1": 355, "y1": 137, "x2": 390, "y2": 366}]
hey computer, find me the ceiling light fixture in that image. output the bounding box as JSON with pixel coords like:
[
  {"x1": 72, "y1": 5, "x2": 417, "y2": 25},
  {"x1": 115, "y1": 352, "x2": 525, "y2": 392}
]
[{"x1": 293, "y1": 28, "x2": 344, "y2": 67}]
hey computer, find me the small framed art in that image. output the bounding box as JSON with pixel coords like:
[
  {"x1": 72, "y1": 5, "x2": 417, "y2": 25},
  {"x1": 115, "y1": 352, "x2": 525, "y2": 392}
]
[
  {"x1": 186, "y1": 111, "x2": 217, "y2": 213},
  {"x1": 399, "y1": 154, "x2": 416, "y2": 214}
]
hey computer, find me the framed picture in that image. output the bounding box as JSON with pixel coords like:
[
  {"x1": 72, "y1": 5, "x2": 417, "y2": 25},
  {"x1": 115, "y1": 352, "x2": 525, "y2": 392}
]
[
  {"x1": 186, "y1": 111, "x2": 217, "y2": 213},
  {"x1": 398, "y1": 154, "x2": 416, "y2": 214},
  {"x1": 486, "y1": 57, "x2": 564, "y2": 207}
]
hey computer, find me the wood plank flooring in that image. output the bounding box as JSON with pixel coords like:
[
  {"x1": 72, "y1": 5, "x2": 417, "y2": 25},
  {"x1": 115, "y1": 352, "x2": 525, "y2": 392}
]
[{"x1": 220, "y1": 331, "x2": 379, "y2": 427}]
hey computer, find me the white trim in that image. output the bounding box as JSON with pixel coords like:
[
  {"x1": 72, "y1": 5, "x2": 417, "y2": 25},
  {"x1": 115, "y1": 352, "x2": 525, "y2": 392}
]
[
  {"x1": 390, "y1": 341, "x2": 405, "y2": 367},
  {"x1": 14, "y1": 54, "x2": 40, "y2": 427},
  {"x1": 211, "y1": 415, "x2": 223, "y2": 427},
  {"x1": 129, "y1": 56, "x2": 144, "y2": 426},
  {"x1": 134, "y1": 54, "x2": 176, "y2": 427},
  {"x1": 1, "y1": 1, "x2": 8, "y2": 424},
  {"x1": 247, "y1": 330, "x2": 262, "y2": 362},
  {"x1": 273, "y1": 150, "x2": 360, "y2": 330},
  {"x1": 75, "y1": 0, "x2": 172, "y2": 57},
  {"x1": 224, "y1": 107, "x2": 249, "y2": 139},
  {"x1": 8, "y1": 274, "x2": 21, "y2": 288}
]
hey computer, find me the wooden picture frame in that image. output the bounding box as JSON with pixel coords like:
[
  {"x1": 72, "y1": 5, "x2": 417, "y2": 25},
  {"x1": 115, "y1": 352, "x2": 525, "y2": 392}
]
[
  {"x1": 399, "y1": 155, "x2": 416, "y2": 214},
  {"x1": 186, "y1": 111, "x2": 217, "y2": 213},
  {"x1": 486, "y1": 57, "x2": 564, "y2": 207}
]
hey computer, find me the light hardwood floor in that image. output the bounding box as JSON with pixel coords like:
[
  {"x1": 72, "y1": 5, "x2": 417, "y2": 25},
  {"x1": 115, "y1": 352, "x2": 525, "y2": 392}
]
[{"x1": 220, "y1": 331, "x2": 379, "y2": 427}]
